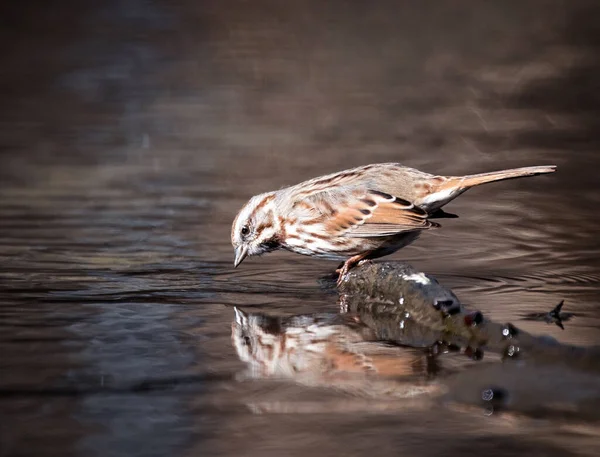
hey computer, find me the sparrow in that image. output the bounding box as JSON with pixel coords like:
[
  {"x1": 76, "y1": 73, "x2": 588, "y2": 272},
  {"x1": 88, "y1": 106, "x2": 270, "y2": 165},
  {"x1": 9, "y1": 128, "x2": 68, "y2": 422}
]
[{"x1": 231, "y1": 163, "x2": 556, "y2": 283}]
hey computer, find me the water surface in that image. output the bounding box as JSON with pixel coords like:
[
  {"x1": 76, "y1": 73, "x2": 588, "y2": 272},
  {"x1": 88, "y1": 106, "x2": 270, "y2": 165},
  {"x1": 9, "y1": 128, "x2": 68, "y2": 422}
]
[{"x1": 1, "y1": 1, "x2": 600, "y2": 456}]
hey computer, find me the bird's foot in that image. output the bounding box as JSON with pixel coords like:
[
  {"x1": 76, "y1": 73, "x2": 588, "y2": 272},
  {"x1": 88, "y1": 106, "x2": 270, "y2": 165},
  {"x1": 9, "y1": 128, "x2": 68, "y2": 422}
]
[{"x1": 335, "y1": 253, "x2": 371, "y2": 287}]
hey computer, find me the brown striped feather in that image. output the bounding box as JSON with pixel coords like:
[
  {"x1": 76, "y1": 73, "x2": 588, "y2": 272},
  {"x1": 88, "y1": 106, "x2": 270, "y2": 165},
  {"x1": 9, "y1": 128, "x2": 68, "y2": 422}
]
[{"x1": 316, "y1": 190, "x2": 437, "y2": 238}]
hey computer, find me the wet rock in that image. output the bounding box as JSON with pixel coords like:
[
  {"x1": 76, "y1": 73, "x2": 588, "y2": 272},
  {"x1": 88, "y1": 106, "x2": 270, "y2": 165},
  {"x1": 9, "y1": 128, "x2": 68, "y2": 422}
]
[
  {"x1": 338, "y1": 262, "x2": 467, "y2": 346},
  {"x1": 503, "y1": 344, "x2": 521, "y2": 359},
  {"x1": 481, "y1": 387, "x2": 508, "y2": 416},
  {"x1": 337, "y1": 262, "x2": 600, "y2": 376},
  {"x1": 463, "y1": 311, "x2": 484, "y2": 327},
  {"x1": 339, "y1": 262, "x2": 461, "y2": 315},
  {"x1": 501, "y1": 323, "x2": 519, "y2": 339},
  {"x1": 338, "y1": 262, "x2": 490, "y2": 348}
]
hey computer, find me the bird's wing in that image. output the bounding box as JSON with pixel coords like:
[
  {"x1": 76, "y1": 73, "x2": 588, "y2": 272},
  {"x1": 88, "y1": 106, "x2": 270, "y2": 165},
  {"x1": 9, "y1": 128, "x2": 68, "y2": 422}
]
[{"x1": 298, "y1": 189, "x2": 437, "y2": 238}]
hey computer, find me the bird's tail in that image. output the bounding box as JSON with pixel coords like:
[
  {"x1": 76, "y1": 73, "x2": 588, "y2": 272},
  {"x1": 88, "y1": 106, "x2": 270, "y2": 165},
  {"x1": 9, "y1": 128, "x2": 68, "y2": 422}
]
[
  {"x1": 420, "y1": 165, "x2": 556, "y2": 211},
  {"x1": 451, "y1": 165, "x2": 557, "y2": 189}
]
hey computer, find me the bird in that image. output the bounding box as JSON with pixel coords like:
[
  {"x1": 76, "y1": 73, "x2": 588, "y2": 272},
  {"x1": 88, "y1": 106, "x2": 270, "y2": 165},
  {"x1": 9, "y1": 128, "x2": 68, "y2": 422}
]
[{"x1": 231, "y1": 163, "x2": 556, "y2": 283}]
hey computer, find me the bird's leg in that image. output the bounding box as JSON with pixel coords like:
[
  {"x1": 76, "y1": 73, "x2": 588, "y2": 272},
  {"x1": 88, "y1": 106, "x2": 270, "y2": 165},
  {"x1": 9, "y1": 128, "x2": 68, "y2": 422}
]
[{"x1": 336, "y1": 252, "x2": 371, "y2": 286}]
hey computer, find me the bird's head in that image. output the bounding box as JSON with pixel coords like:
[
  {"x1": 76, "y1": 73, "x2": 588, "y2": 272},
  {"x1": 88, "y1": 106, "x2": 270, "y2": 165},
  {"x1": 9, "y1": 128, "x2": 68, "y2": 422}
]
[{"x1": 231, "y1": 192, "x2": 280, "y2": 267}]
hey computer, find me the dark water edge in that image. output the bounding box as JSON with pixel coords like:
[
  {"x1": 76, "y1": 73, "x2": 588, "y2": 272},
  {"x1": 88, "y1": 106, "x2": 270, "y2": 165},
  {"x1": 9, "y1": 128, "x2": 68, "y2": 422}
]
[{"x1": 1, "y1": 1, "x2": 600, "y2": 456}]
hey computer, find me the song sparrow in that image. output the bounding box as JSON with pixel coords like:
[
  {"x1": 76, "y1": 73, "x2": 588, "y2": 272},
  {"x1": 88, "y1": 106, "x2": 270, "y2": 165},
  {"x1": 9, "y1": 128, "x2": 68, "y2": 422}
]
[{"x1": 231, "y1": 163, "x2": 556, "y2": 282}]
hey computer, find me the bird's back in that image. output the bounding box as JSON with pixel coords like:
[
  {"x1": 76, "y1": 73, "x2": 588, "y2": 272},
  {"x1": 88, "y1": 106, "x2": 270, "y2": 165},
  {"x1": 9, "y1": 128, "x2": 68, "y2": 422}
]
[{"x1": 281, "y1": 163, "x2": 437, "y2": 205}]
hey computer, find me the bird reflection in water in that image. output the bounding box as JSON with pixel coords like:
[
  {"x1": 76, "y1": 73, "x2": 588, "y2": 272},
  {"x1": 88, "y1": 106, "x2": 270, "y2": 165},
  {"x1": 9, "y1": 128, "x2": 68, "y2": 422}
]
[{"x1": 231, "y1": 305, "x2": 445, "y2": 400}]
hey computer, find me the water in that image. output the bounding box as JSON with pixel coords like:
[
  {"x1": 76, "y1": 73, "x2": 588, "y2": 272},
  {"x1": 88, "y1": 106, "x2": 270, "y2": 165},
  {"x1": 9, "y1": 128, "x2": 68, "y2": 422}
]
[{"x1": 1, "y1": 1, "x2": 600, "y2": 456}]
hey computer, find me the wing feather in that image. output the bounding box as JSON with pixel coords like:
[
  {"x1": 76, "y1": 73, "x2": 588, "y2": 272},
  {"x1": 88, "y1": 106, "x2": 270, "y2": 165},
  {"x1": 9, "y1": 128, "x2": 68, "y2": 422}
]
[{"x1": 307, "y1": 190, "x2": 438, "y2": 238}]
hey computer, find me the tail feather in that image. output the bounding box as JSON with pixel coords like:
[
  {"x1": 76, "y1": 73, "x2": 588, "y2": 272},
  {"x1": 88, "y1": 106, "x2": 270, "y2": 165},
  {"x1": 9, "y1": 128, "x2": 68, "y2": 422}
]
[
  {"x1": 420, "y1": 165, "x2": 556, "y2": 211},
  {"x1": 453, "y1": 165, "x2": 556, "y2": 189}
]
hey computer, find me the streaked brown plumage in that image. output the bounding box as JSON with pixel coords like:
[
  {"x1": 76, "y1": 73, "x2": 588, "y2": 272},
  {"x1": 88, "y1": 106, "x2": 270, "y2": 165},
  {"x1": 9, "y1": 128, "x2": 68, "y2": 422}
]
[{"x1": 231, "y1": 163, "x2": 556, "y2": 283}]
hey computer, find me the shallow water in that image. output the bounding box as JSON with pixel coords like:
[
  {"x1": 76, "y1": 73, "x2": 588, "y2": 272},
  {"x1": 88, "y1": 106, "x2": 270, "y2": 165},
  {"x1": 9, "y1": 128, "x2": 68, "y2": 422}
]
[{"x1": 1, "y1": 1, "x2": 600, "y2": 456}]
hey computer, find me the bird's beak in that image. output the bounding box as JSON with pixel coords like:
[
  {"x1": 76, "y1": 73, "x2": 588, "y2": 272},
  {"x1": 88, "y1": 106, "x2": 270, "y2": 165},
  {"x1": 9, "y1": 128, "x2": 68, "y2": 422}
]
[{"x1": 233, "y1": 245, "x2": 249, "y2": 268}]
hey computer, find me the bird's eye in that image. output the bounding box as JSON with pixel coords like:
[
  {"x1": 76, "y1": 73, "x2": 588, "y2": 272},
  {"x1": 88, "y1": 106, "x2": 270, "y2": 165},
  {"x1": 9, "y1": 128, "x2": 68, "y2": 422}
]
[
  {"x1": 241, "y1": 225, "x2": 250, "y2": 236},
  {"x1": 243, "y1": 336, "x2": 251, "y2": 346}
]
